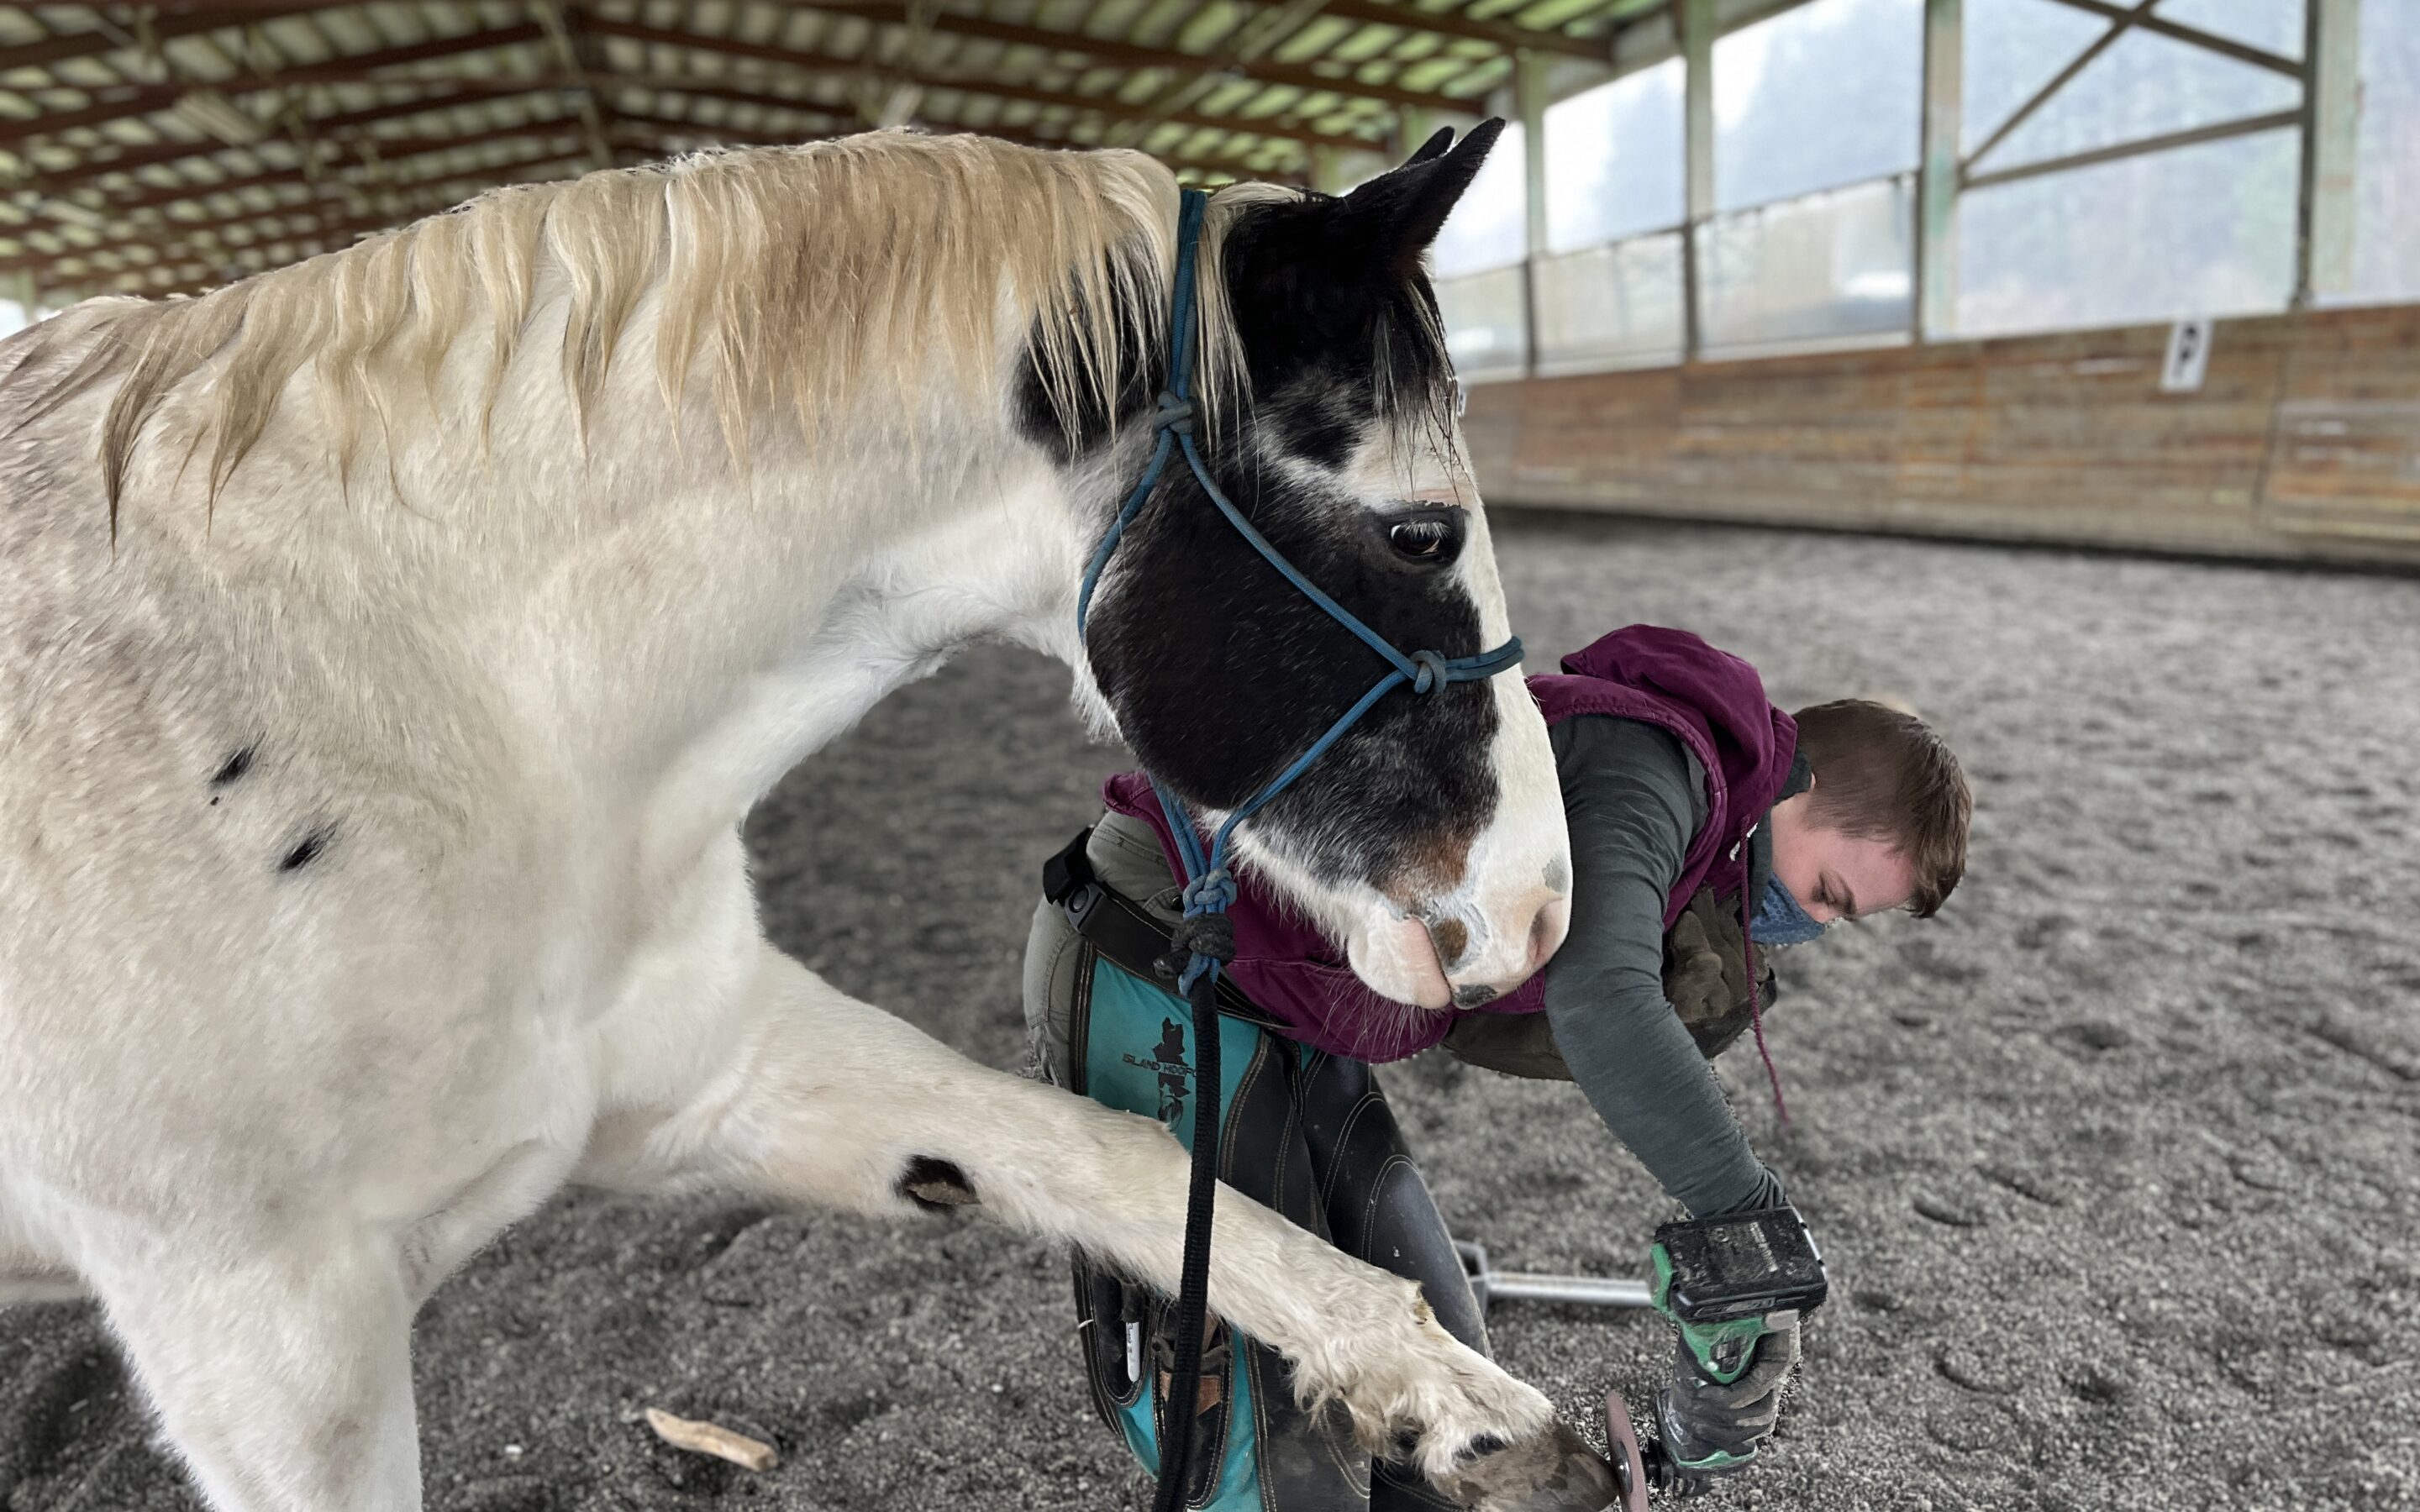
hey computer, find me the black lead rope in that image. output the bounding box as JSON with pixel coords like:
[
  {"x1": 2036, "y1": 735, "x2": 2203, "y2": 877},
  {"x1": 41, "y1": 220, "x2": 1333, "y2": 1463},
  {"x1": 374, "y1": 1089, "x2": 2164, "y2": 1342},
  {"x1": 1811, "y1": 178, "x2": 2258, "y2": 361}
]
[{"x1": 1154, "y1": 929, "x2": 1233, "y2": 1511}]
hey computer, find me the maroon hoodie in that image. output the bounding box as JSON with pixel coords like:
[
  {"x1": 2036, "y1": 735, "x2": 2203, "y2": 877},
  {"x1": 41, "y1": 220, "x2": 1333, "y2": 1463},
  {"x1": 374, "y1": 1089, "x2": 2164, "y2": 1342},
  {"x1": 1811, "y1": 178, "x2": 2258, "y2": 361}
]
[{"x1": 1103, "y1": 625, "x2": 1800, "y2": 1063}]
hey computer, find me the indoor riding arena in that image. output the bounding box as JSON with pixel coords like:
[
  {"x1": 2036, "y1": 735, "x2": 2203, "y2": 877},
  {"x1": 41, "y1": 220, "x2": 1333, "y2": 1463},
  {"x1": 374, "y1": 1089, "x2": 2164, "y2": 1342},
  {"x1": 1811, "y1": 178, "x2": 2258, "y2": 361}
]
[{"x1": 2, "y1": 3, "x2": 2415, "y2": 1511}]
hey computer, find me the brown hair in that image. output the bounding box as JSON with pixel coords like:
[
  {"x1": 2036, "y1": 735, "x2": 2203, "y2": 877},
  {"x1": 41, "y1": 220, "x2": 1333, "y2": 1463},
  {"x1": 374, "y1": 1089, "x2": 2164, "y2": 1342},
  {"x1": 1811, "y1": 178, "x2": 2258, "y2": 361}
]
[{"x1": 1791, "y1": 700, "x2": 1970, "y2": 919}]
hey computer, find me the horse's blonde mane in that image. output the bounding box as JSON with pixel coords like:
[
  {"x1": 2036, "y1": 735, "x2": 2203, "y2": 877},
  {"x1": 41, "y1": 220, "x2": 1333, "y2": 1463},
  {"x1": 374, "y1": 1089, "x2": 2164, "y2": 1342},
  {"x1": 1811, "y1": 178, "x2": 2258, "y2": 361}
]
[{"x1": 33, "y1": 131, "x2": 1292, "y2": 524}]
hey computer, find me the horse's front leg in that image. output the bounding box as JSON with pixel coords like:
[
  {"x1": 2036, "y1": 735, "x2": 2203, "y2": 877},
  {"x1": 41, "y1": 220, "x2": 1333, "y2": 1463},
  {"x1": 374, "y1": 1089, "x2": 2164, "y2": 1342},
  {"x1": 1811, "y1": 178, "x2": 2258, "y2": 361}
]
[{"x1": 578, "y1": 941, "x2": 1614, "y2": 1510}]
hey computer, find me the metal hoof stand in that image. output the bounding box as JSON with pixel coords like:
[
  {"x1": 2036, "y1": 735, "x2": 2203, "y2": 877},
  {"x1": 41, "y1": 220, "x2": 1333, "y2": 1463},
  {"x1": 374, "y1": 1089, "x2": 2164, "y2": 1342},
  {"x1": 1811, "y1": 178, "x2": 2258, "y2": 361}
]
[{"x1": 1455, "y1": 1241, "x2": 1654, "y2": 1315}]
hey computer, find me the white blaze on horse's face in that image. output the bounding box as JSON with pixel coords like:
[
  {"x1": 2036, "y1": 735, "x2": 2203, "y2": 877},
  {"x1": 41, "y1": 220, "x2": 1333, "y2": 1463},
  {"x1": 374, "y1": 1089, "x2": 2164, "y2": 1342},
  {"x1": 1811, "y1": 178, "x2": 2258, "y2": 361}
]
[
  {"x1": 1242, "y1": 450, "x2": 1570, "y2": 1010},
  {"x1": 1073, "y1": 124, "x2": 1570, "y2": 1011}
]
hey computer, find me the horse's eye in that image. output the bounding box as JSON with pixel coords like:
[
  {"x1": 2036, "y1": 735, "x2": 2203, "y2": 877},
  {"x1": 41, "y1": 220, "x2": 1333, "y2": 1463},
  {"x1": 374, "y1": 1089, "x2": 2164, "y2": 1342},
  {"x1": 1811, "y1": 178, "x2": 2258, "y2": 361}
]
[{"x1": 1388, "y1": 518, "x2": 1453, "y2": 562}]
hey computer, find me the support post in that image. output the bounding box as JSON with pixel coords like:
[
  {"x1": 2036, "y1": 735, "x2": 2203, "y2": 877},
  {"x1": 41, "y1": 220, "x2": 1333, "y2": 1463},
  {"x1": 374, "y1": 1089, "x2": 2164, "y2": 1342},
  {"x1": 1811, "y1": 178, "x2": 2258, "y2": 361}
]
[
  {"x1": 1916, "y1": 0, "x2": 1962, "y2": 340},
  {"x1": 2296, "y1": 0, "x2": 2360, "y2": 306},
  {"x1": 1518, "y1": 49, "x2": 1549, "y2": 376},
  {"x1": 1680, "y1": 0, "x2": 1716, "y2": 361}
]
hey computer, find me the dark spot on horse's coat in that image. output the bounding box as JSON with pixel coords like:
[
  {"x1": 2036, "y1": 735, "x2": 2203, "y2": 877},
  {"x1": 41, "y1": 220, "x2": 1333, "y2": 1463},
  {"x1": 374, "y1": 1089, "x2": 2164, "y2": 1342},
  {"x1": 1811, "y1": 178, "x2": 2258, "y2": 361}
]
[
  {"x1": 1543, "y1": 857, "x2": 1568, "y2": 894},
  {"x1": 897, "y1": 1156, "x2": 977, "y2": 1211},
  {"x1": 277, "y1": 824, "x2": 334, "y2": 874},
  {"x1": 1451, "y1": 984, "x2": 1497, "y2": 1009},
  {"x1": 210, "y1": 745, "x2": 255, "y2": 788}
]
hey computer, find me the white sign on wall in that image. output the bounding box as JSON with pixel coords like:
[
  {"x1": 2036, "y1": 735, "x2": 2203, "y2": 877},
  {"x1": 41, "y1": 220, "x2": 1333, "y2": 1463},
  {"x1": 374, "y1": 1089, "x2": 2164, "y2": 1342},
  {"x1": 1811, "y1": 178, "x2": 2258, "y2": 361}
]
[{"x1": 2161, "y1": 318, "x2": 2214, "y2": 393}]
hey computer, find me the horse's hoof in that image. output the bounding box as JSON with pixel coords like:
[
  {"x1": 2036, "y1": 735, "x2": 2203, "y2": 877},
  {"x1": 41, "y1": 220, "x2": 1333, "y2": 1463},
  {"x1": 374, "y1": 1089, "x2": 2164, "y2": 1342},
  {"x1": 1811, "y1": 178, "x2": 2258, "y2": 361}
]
[{"x1": 1429, "y1": 1416, "x2": 1622, "y2": 1512}]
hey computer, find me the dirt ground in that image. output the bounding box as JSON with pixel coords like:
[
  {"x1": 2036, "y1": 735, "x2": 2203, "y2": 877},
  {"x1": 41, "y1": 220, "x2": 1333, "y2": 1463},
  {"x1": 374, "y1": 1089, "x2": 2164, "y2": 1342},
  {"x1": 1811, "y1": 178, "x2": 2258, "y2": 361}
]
[{"x1": 3, "y1": 512, "x2": 2416, "y2": 1512}]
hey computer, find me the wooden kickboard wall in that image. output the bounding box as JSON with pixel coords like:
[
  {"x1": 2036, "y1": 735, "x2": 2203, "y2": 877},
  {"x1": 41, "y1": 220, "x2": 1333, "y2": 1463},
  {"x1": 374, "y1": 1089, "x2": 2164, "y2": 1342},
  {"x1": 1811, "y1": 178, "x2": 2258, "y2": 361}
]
[{"x1": 1463, "y1": 304, "x2": 2420, "y2": 569}]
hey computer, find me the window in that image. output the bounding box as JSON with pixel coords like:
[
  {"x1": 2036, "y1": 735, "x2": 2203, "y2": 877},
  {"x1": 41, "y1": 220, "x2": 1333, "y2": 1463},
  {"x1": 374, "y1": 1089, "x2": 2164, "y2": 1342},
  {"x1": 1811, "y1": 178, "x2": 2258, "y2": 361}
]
[
  {"x1": 1544, "y1": 60, "x2": 1685, "y2": 253},
  {"x1": 0, "y1": 301, "x2": 29, "y2": 340},
  {"x1": 1713, "y1": 0, "x2": 1923, "y2": 213},
  {"x1": 1434, "y1": 265, "x2": 1529, "y2": 381},
  {"x1": 1957, "y1": 128, "x2": 2298, "y2": 336},
  {"x1": 1976, "y1": 29, "x2": 2300, "y2": 174},
  {"x1": 1698, "y1": 176, "x2": 1915, "y2": 351},
  {"x1": 1430, "y1": 122, "x2": 1528, "y2": 278},
  {"x1": 1534, "y1": 233, "x2": 1686, "y2": 372}
]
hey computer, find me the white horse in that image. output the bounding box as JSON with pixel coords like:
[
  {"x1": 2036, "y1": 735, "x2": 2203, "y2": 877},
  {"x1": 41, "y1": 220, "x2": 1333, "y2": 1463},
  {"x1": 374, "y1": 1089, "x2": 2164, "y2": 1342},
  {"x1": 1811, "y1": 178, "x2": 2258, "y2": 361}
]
[{"x1": 0, "y1": 128, "x2": 1597, "y2": 1511}]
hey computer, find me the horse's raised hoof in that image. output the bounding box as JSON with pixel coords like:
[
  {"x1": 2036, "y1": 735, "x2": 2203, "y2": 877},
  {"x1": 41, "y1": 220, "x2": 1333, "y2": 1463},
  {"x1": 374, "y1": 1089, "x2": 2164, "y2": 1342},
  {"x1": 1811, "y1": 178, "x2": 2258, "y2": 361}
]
[{"x1": 1429, "y1": 1417, "x2": 1622, "y2": 1512}]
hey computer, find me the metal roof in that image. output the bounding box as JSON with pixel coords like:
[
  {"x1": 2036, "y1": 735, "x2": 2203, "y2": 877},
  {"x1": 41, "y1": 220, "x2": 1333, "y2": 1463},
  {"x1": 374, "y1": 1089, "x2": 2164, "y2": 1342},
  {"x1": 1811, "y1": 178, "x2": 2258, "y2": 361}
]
[{"x1": 1, "y1": 0, "x2": 1669, "y2": 299}]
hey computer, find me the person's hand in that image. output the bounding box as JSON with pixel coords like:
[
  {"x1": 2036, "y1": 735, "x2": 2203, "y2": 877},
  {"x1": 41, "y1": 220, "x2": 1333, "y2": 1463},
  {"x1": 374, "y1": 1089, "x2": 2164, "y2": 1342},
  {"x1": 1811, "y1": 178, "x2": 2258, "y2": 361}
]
[{"x1": 1654, "y1": 1309, "x2": 1800, "y2": 1494}]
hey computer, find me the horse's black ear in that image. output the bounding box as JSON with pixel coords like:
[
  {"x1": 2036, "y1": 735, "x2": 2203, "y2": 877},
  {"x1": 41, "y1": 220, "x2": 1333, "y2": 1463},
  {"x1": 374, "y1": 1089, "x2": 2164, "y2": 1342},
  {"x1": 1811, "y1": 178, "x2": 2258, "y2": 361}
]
[
  {"x1": 1335, "y1": 118, "x2": 1506, "y2": 282},
  {"x1": 1403, "y1": 126, "x2": 1456, "y2": 167}
]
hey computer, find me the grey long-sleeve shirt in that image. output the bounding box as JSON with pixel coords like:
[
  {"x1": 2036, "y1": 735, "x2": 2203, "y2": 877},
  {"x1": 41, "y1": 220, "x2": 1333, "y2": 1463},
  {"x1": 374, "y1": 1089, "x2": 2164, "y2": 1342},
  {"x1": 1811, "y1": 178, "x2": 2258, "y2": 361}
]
[{"x1": 1539, "y1": 715, "x2": 1787, "y2": 1217}]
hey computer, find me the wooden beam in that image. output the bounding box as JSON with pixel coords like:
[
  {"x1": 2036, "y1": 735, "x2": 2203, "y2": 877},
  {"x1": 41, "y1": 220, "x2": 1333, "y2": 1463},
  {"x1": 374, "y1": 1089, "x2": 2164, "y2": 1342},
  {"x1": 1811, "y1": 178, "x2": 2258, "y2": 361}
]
[
  {"x1": 1, "y1": 81, "x2": 550, "y2": 155},
  {"x1": 0, "y1": 5, "x2": 333, "y2": 75},
  {"x1": 5, "y1": 20, "x2": 556, "y2": 188},
  {"x1": 915, "y1": 8, "x2": 1472, "y2": 115},
  {"x1": 621, "y1": 7, "x2": 1470, "y2": 116},
  {"x1": 1962, "y1": 0, "x2": 2154, "y2": 174},
  {"x1": 581, "y1": 18, "x2": 1386, "y2": 152},
  {"x1": 605, "y1": 62, "x2": 1373, "y2": 154},
  {"x1": 2296, "y1": 0, "x2": 2359, "y2": 304},
  {"x1": 1314, "y1": 0, "x2": 1609, "y2": 62},
  {"x1": 1516, "y1": 47, "x2": 1546, "y2": 377},
  {"x1": 32, "y1": 129, "x2": 591, "y2": 223},
  {"x1": 43, "y1": 148, "x2": 544, "y2": 264},
  {"x1": 1107, "y1": 0, "x2": 1340, "y2": 148},
  {"x1": 1915, "y1": 0, "x2": 1960, "y2": 339},
  {"x1": 1961, "y1": 108, "x2": 2302, "y2": 192},
  {"x1": 1678, "y1": 0, "x2": 1713, "y2": 360},
  {"x1": 1, "y1": 16, "x2": 547, "y2": 132},
  {"x1": 2034, "y1": 0, "x2": 2303, "y2": 78},
  {"x1": 0, "y1": 152, "x2": 601, "y2": 285},
  {"x1": 6, "y1": 87, "x2": 587, "y2": 223},
  {"x1": 0, "y1": 85, "x2": 191, "y2": 146}
]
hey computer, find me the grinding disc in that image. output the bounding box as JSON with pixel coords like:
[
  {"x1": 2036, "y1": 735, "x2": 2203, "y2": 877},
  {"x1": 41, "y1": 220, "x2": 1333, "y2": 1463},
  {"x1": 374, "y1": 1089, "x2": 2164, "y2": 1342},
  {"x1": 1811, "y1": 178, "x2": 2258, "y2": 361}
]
[{"x1": 1604, "y1": 1391, "x2": 1650, "y2": 1512}]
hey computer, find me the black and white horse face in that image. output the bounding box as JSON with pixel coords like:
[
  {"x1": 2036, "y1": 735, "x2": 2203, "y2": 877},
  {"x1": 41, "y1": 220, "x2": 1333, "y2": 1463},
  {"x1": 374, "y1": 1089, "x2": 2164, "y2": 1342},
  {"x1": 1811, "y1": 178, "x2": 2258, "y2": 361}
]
[{"x1": 1066, "y1": 125, "x2": 1570, "y2": 1009}]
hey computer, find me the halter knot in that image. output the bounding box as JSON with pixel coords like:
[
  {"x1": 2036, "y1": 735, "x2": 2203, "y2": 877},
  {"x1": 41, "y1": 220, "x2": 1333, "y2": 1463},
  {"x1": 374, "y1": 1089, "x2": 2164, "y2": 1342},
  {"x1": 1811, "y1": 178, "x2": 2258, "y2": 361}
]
[
  {"x1": 1181, "y1": 868, "x2": 1239, "y2": 916},
  {"x1": 1410, "y1": 649, "x2": 1450, "y2": 694},
  {"x1": 1153, "y1": 392, "x2": 1197, "y2": 435}
]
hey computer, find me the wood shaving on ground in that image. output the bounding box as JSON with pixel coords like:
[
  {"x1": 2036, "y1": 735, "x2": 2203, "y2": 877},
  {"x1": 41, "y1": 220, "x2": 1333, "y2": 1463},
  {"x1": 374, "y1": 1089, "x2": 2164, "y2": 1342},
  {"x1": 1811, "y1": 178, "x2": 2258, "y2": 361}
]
[{"x1": 643, "y1": 1407, "x2": 779, "y2": 1472}]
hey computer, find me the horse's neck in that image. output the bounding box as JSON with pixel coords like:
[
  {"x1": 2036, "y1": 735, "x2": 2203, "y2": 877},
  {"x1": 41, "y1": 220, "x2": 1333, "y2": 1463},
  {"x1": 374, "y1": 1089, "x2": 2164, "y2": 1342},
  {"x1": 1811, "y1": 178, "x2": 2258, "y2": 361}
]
[
  {"x1": 486, "y1": 389, "x2": 1092, "y2": 867},
  {"x1": 122, "y1": 347, "x2": 1092, "y2": 874}
]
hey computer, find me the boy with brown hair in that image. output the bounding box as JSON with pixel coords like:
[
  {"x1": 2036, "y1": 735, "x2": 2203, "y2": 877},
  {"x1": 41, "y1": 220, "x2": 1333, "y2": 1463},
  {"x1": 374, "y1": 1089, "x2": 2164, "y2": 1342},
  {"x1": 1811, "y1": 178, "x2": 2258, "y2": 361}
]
[{"x1": 1026, "y1": 624, "x2": 1971, "y2": 1510}]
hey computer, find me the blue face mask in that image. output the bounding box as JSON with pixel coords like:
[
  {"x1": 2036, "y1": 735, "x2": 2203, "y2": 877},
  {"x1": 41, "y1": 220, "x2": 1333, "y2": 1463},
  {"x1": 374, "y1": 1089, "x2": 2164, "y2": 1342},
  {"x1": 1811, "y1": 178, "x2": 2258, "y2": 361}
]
[{"x1": 1751, "y1": 876, "x2": 1830, "y2": 948}]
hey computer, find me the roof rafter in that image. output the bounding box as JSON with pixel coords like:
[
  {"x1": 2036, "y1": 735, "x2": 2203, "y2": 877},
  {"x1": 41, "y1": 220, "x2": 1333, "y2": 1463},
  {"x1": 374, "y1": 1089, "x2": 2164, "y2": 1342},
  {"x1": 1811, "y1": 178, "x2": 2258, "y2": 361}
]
[
  {"x1": 1315, "y1": 0, "x2": 1609, "y2": 61},
  {"x1": 592, "y1": 9, "x2": 1468, "y2": 117},
  {"x1": 0, "y1": 4, "x2": 334, "y2": 74},
  {"x1": 584, "y1": 29, "x2": 1377, "y2": 154}
]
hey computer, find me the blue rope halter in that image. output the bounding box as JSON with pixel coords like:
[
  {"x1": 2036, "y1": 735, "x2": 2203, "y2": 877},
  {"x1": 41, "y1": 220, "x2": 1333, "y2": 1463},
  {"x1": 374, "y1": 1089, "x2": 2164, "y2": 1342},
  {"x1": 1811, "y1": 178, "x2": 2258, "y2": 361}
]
[
  {"x1": 1075, "y1": 187, "x2": 1523, "y2": 1512},
  {"x1": 1076, "y1": 186, "x2": 1523, "y2": 989}
]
